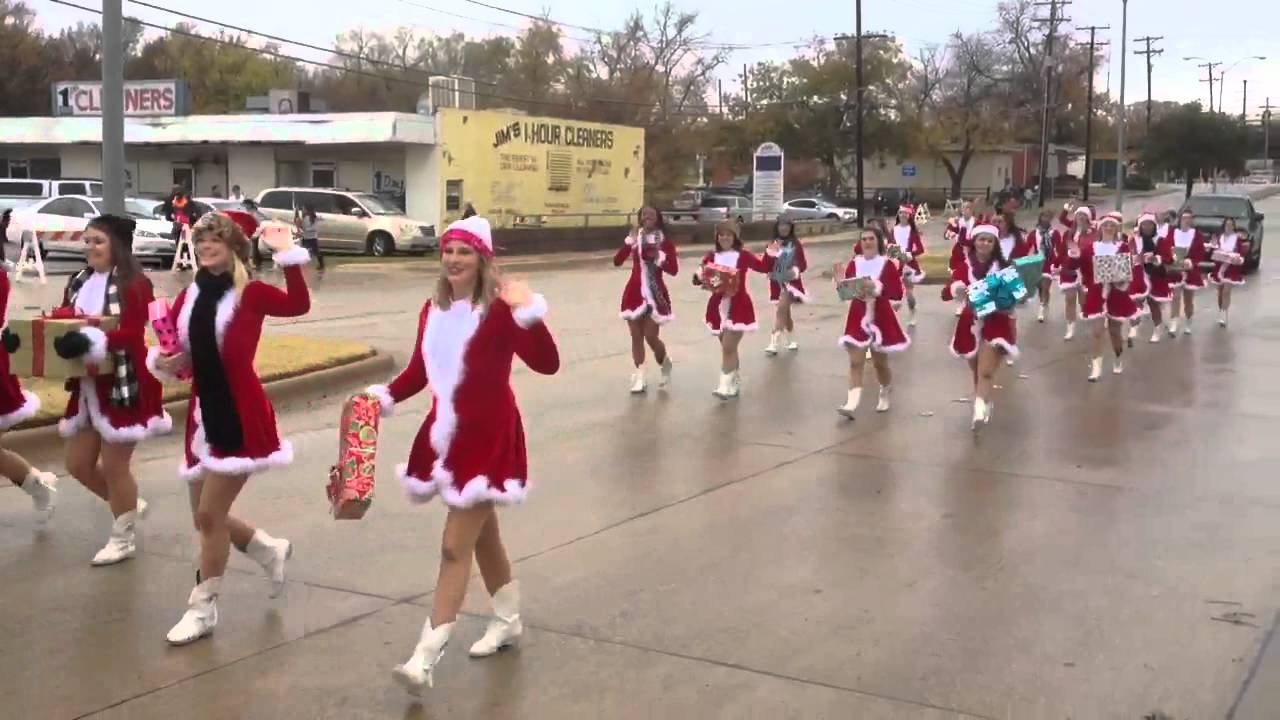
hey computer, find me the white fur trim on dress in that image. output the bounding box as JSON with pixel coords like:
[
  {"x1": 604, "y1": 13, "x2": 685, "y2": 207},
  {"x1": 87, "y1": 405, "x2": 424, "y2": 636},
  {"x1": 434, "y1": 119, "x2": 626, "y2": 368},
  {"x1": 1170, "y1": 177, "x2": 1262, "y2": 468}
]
[
  {"x1": 397, "y1": 464, "x2": 528, "y2": 508},
  {"x1": 512, "y1": 293, "x2": 549, "y2": 329},
  {"x1": 986, "y1": 337, "x2": 1020, "y2": 360},
  {"x1": 272, "y1": 245, "x2": 311, "y2": 267},
  {"x1": 618, "y1": 303, "x2": 673, "y2": 324},
  {"x1": 58, "y1": 378, "x2": 173, "y2": 444},
  {"x1": 79, "y1": 326, "x2": 109, "y2": 365},
  {"x1": 180, "y1": 405, "x2": 292, "y2": 481},
  {"x1": 1211, "y1": 275, "x2": 1246, "y2": 287},
  {"x1": 366, "y1": 384, "x2": 395, "y2": 416},
  {"x1": 706, "y1": 320, "x2": 758, "y2": 336},
  {"x1": 177, "y1": 283, "x2": 238, "y2": 352},
  {"x1": 0, "y1": 390, "x2": 40, "y2": 431},
  {"x1": 144, "y1": 345, "x2": 182, "y2": 384}
]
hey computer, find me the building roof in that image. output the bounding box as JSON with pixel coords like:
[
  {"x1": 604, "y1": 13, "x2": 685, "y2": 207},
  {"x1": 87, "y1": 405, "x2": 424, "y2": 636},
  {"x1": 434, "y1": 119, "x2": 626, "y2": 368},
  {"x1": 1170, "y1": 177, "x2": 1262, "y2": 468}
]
[{"x1": 0, "y1": 112, "x2": 436, "y2": 146}]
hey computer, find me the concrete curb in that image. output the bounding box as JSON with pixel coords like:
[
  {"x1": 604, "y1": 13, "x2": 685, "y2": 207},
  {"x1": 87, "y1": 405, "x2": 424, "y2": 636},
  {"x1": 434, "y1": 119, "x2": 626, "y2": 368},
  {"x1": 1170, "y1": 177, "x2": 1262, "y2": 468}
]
[{"x1": 6, "y1": 351, "x2": 395, "y2": 456}]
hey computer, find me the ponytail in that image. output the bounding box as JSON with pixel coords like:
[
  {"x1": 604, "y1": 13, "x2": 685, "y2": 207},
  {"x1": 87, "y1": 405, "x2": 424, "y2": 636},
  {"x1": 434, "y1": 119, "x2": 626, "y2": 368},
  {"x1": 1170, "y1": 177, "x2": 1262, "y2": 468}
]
[{"x1": 232, "y1": 255, "x2": 250, "y2": 298}]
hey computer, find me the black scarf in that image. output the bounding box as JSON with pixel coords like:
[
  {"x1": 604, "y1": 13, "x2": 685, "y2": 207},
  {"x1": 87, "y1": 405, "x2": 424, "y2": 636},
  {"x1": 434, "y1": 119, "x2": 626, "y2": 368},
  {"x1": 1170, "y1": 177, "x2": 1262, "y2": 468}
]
[{"x1": 190, "y1": 270, "x2": 242, "y2": 453}]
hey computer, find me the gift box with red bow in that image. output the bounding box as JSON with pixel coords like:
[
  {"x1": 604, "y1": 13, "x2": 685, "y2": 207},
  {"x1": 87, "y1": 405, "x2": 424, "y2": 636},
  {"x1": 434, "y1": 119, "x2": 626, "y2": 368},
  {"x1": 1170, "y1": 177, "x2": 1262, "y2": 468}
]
[{"x1": 6, "y1": 310, "x2": 119, "y2": 379}]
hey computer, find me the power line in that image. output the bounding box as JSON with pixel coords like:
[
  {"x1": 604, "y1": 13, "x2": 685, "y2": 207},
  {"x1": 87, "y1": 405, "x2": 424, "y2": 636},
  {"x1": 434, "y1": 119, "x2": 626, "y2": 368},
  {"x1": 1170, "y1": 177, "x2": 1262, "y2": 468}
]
[
  {"x1": 1033, "y1": 0, "x2": 1070, "y2": 207},
  {"x1": 1132, "y1": 35, "x2": 1163, "y2": 132},
  {"x1": 1076, "y1": 24, "x2": 1109, "y2": 202},
  {"x1": 47, "y1": 0, "x2": 811, "y2": 118}
]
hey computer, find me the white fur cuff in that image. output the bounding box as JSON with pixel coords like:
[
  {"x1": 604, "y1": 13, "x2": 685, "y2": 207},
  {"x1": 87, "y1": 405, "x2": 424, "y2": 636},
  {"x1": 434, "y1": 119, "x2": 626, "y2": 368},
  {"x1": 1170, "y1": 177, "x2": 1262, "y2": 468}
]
[
  {"x1": 145, "y1": 345, "x2": 180, "y2": 383},
  {"x1": 273, "y1": 245, "x2": 312, "y2": 267},
  {"x1": 513, "y1": 293, "x2": 549, "y2": 329},
  {"x1": 79, "y1": 326, "x2": 110, "y2": 364},
  {"x1": 366, "y1": 384, "x2": 395, "y2": 417}
]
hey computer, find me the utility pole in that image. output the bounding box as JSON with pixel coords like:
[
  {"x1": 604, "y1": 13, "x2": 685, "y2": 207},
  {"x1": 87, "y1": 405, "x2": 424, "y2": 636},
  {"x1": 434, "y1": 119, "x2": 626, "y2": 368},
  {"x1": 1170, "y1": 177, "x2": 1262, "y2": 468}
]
[
  {"x1": 742, "y1": 64, "x2": 750, "y2": 117},
  {"x1": 1033, "y1": 0, "x2": 1070, "y2": 207},
  {"x1": 1261, "y1": 98, "x2": 1275, "y2": 172},
  {"x1": 1132, "y1": 35, "x2": 1163, "y2": 133},
  {"x1": 834, "y1": 21, "x2": 888, "y2": 228},
  {"x1": 1077, "y1": 25, "x2": 1109, "y2": 202},
  {"x1": 1242, "y1": 79, "x2": 1248, "y2": 125},
  {"x1": 1115, "y1": 0, "x2": 1128, "y2": 212},
  {"x1": 1198, "y1": 61, "x2": 1220, "y2": 112},
  {"x1": 101, "y1": 0, "x2": 125, "y2": 214}
]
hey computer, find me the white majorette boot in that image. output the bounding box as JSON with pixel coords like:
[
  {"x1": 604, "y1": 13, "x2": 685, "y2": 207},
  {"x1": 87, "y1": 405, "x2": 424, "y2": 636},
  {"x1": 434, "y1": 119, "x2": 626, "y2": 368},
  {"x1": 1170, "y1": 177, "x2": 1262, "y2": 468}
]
[
  {"x1": 1087, "y1": 356, "x2": 1103, "y2": 382},
  {"x1": 764, "y1": 332, "x2": 780, "y2": 356},
  {"x1": 630, "y1": 366, "x2": 647, "y2": 394},
  {"x1": 470, "y1": 581, "x2": 523, "y2": 658},
  {"x1": 1037, "y1": 303, "x2": 1046, "y2": 323},
  {"x1": 1167, "y1": 317, "x2": 1179, "y2": 337},
  {"x1": 1149, "y1": 327, "x2": 1162, "y2": 344},
  {"x1": 244, "y1": 529, "x2": 292, "y2": 598},
  {"x1": 1064, "y1": 322, "x2": 1076, "y2": 341},
  {"x1": 1112, "y1": 353, "x2": 1125, "y2": 375},
  {"x1": 971, "y1": 397, "x2": 989, "y2": 431},
  {"x1": 1127, "y1": 323, "x2": 1137, "y2": 347},
  {"x1": 837, "y1": 387, "x2": 862, "y2": 419},
  {"x1": 658, "y1": 356, "x2": 673, "y2": 388},
  {"x1": 19, "y1": 470, "x2": 57, "y2": 526},
  {"x1": 392, "y1": 619, "x2": 454, "y2": 696},
  {"x1": 1183, "y1": 316, "x2": 1193, "y2": 335},
  {"x1": 167, "y1": 575, "x2": 221, "y2": 645},
  {"x1": 785, "y1": 332, "x2": 798, "y2": 351},
  {"x1": 91, "y1": 509, "x2": 138, "y2": 566},
  {"x1": 875, "y1": 386, "x2": 891, "y2": 413},
  {"x1": 713, "y1": 372, "x2": 732, "y2": 399},
  {"x1": 727, "y1": 370, "x2": 742, "y2": 398},
  {"x1": 1218, "y1": 310, "x2": 1228, "y2": 327}
]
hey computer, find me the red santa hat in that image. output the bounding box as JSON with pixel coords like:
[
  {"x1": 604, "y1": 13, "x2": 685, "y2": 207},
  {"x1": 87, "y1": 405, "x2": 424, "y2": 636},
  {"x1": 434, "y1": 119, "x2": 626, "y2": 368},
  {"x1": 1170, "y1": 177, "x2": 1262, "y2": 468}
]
[
  {"x1": 1136, "y1": 212, "x2": 1158, "y2": 228},
  {"x1": 440, "y1": 215, "x2": 494, "y2": 258},
  {"x1": 897, "y1": 204, "x2": 915, "y2": 218},
  {"x1": 1072, "y1": 205, "x2": 1094, "y2": 221},
  {"x1": 1099, "y1": 211, "x2": 1123, "y2": 227},
  {"x1": 971, "y1": 224, "x2": 999, "y2": 238}
]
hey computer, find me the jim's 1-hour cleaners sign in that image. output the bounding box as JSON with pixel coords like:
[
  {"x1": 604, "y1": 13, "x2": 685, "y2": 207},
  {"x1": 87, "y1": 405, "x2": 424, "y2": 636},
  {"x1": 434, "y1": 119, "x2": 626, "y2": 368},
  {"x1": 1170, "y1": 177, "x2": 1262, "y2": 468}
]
[{"x1": 52, "y1": 80, "x2": 189, "y2": 117}]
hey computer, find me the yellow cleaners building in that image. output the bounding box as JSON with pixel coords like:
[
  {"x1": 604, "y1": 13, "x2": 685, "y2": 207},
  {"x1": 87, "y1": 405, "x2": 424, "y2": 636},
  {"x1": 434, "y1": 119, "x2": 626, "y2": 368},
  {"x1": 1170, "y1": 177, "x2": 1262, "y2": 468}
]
[{"x1": 431, "y1": 108, "x2": 645, "y2": 228}]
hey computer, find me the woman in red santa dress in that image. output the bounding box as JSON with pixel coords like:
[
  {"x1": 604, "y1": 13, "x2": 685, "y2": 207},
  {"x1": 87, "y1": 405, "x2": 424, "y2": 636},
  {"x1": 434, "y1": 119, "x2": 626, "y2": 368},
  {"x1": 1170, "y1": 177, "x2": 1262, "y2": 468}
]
[
  {"x1": 1130, "y1": 213, "x2": 1173, "y2": 344},
  {"x1": 890, "y1": 204, "x2": 927, "y2": 327},
  {"x1": 1057, "y1": 202, "x2": 1096, "y2": 341},
  {"x1": 1026, "y1": 208, "x2": 1061, "y2": 323},
  {"x1": 948, "y1": 225, "x2": 1017, "y2": 430},
  {"x1": 835, "y1": 225, "x2": 910, "y2": 418},
  {"x1": 941, "y1": 200, "x2": 991, "y2": 316},
  {"x1": 1209, "y1": 217, "x2": 1250, "y2": 328},
  {"x1": 363, "y1": 216, "x2": 559, "y2": 695},
  {"x1": 1160, "y1": 209, "x2": 1209, "y2": 336},
  {"x1": 50, "y1": 216, "x2": 170, "y2": 564},
  {"x1": 148, "y1": 214, "x2": 308, "y2": 645},
  {"x1": 764, "y1": 218, "x2": 809, "y2": 356},
  {"x1": 613, "y1": 205, "x2": 677, "y2": 394},
  {"x1": 1065, "y1": 211, "x2": 1142, "y2": 381},
  {"x1": 1, "y1": 271, "x2": 58, "y2": 525},
  {"x1": 694, "y1": 221, "x2": 775, "y2": 399}
]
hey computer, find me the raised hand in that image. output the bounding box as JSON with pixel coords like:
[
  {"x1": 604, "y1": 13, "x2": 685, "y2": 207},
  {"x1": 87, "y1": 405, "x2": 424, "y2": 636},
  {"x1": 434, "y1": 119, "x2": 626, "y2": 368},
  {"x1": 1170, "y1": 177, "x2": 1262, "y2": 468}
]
[
  {"x1": 499, "y1": 277, "x2": 535, "y2": 308},
  {"x1": 260, "y1": 223, "x2": 295, "y2": 253}
]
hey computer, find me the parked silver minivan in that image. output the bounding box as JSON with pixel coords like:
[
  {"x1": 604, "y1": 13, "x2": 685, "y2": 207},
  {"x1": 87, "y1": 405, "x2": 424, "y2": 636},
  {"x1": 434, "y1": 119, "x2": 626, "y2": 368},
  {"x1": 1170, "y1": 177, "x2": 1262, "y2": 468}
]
[{"x1": 254, "y1": 187, "x2": 437, "y2": 256}]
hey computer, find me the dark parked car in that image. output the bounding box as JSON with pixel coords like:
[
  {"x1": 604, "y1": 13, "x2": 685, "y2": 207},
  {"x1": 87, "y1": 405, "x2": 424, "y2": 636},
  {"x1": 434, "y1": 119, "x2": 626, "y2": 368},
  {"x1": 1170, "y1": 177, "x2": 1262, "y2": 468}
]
[{"x1": 1178, "y1": 194, "x2": 1265, "y2": 271}]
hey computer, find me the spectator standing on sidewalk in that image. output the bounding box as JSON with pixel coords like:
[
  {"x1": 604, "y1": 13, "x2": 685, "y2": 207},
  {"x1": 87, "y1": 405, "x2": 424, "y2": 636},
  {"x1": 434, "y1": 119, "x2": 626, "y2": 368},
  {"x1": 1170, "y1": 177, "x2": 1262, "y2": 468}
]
[{"x1": 294, "y1": 204, "x2": 324, "y2": 273}]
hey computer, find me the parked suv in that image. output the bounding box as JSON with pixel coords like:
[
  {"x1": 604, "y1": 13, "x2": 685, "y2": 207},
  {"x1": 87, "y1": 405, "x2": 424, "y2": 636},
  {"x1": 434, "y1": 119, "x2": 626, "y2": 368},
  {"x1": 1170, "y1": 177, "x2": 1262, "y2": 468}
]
[
  {"x1": 668, "y1": 194, "x2": 755, "y2": 224},
  {"x1": 0, "y1": 178, "x2": 104, "y2": 213},
  {"x1": 255, "y1": 187, "x2": 437, "y2": 256}
]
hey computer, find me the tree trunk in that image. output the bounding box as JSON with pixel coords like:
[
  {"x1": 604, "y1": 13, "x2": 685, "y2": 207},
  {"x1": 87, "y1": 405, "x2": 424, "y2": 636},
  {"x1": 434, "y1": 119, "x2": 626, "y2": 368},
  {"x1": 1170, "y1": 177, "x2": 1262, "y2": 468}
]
[
  {"x1": 940, "y1": 148, "x2": 975, "y2": 200},
  {"x1": 1184, "y1": 169, "x2": 1194, "y2": 200}
]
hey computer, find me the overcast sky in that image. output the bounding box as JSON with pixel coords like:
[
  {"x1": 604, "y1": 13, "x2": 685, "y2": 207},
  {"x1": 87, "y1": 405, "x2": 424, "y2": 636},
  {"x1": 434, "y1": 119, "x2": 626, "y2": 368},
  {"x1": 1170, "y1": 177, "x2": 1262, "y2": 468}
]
[{"x1": 31, "y1": 0, "x2": 1279, "y2": 118}]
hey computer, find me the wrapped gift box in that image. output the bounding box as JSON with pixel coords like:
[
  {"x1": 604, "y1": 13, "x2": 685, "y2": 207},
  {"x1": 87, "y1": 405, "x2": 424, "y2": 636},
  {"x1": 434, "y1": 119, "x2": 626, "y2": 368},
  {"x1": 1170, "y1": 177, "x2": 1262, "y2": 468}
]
[
  {"x1": 1014, "y1": 254, "x2": 1044, "y2": 288},
  {"x1": 7, "y1": 314, "x2": 119, "y2": 379},
  {"x1": 1162, "y1": 246, "x2": 1189, "y2": 273},
  {"x1": 967, "y1": 268, "x2": 1027, "y2": 318},
  {"x1": 1092, "y1": 253, "x2": 1133, "y2": 284},
  {"x1": 887, "y1": 244, "x2": 912, "y2": 263},
  {"x1": 699, "y1": 264, "x2": 741, "y2": 295},
  {"x1": 1211, "y1": 249, "x2": 1242, "y2": 265},
  {"x1": 770, "y1": 245, "x2": 796, "y2": 283},
  {"x1": 326, "y1": 393, "x2": 380, "y2": 520},
  {"x1": 836, "y1": 276, "x2": 877, "y2": 301}
]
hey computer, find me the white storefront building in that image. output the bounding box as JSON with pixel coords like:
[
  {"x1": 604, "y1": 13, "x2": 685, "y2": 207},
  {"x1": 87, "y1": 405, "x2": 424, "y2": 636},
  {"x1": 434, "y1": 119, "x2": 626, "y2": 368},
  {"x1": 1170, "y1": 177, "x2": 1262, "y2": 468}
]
[{"x1": 0, "y1": 112, "x2": 441, "y2": 222}]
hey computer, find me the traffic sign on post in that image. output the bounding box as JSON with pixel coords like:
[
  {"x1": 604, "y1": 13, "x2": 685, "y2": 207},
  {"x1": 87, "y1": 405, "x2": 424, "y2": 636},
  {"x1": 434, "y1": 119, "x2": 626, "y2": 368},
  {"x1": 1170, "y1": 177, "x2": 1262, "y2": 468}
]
[
  {"x1": 753, "y1": 143, "x2": 785, "y2": 219},
  {"x1": 901, "y1": 163, "x2": 918, "y2": 177}
]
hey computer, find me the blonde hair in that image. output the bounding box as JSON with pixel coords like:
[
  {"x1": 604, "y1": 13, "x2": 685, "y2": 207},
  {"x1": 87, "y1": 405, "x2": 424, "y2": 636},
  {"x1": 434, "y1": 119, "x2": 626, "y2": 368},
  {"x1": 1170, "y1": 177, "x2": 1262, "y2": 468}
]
[
  {"x1": 192, "y1": 213, "x2": 253, "y2": 297},
  {"x1": 434, "y1": 253, "x2": 501, "y2": 310}
]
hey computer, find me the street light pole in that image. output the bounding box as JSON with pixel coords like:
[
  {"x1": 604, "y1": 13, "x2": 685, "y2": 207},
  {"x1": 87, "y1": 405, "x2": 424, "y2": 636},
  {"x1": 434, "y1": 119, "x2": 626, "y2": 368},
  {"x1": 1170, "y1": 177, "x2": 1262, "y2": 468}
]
[
  {"x1": 855, "y1": 0, "x2": 864, "y2": 229},
  {"x1": 1115, "y1": 0, "x2": 1128, "y2": 212},
  {"x1": 101, "y1": 0, "x2": 125, "y2": 214}
]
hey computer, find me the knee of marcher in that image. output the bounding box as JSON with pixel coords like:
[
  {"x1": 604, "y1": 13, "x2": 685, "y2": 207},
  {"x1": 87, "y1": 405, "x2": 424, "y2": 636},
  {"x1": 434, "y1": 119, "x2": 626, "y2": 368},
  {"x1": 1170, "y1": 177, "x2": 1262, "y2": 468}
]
[
  {"x1": 64, "y1": 456, "x2": 96, "y2": 481},
  {"x1": 193, "y1": 510, "x2": 220, "y2": 535},
  {"x1": 440, "y1": 536, "x2": 467, "y2": 565}
]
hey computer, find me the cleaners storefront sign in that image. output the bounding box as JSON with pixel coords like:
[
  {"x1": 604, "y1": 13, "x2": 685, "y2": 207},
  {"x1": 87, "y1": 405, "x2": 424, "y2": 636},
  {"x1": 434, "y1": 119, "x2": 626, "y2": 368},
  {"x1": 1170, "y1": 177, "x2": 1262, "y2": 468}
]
[
  {"x1": 52, "y1": 80, "x2": 189, "y2": 117},
  {"x1": 492, "y1": 120, "x2": 615, "y2": 150}
]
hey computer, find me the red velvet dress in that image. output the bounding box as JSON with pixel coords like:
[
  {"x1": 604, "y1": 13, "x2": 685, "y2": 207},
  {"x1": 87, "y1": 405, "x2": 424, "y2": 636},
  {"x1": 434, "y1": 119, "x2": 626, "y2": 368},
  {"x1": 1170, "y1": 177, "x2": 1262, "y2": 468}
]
[
  {"x1": 146, "y1": 246, "x2": 312, "y2": 479},
  {"x1": 58, "y1": 271, "x2": 170, "y2": 444},
  {"x1": 949, "y1": 253, "x2": 1019, "y2": 360},
  {"x1": 1160, "y1": 227, "x2": 1208, "y2": 290},
  {"x1": 700, "y1": 249, "x2": 771, "y2": 335},
  {"x1": 890, "y1": 224, "x2": 927, "y2": 284},
  {"x1": 1067, "y1": 239, "x2": 1143, "y2": 321},
  {"x1": 838, "y1": 255, "x2": 910, "y2": 352},
  {"x1": 369, "y1": 295, "x2": 559, "y2": 508},
  {"x1": 1209, "y1": 233, "x2": 1248, "y2": 286},
  {"x1": 0, "y1": 273, "x2": 40, "y2": 431},
  {"x1": 1056, "y1": 211, "x2": 1091, "y2": 290},
  {"x1": 768, "y1": 239, "x2": 810, "y2": 304},
  {"x1": 613, "y1": 231, "x2": 678, "y2": 324}
]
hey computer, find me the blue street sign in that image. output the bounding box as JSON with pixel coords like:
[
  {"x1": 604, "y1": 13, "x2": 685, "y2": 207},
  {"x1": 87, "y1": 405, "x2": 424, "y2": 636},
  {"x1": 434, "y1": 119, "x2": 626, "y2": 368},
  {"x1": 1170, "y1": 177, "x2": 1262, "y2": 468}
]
[{"x1": 902, "y1": 163, "x2": 917, "y2": 177}]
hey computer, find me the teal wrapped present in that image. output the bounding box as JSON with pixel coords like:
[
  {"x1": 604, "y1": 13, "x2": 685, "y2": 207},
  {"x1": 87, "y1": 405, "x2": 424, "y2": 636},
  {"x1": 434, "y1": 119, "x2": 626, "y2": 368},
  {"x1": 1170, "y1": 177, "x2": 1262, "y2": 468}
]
[
  {"x1": 1013, "y1": 254, "x2": 1044, "y2": 288},
  {"x1": 967, "y1": 268, "x2": 1026, "y2": 317},
  {"x1": 770, "y1": 245, "x2": 796, "y2": 283}
]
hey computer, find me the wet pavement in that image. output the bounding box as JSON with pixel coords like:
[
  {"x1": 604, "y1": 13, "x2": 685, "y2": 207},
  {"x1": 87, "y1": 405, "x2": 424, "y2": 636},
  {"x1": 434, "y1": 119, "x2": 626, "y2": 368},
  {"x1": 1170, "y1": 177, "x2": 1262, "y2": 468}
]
[{"x1": 2, "y1": 192, "x2": 1278, "y2": 719}]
